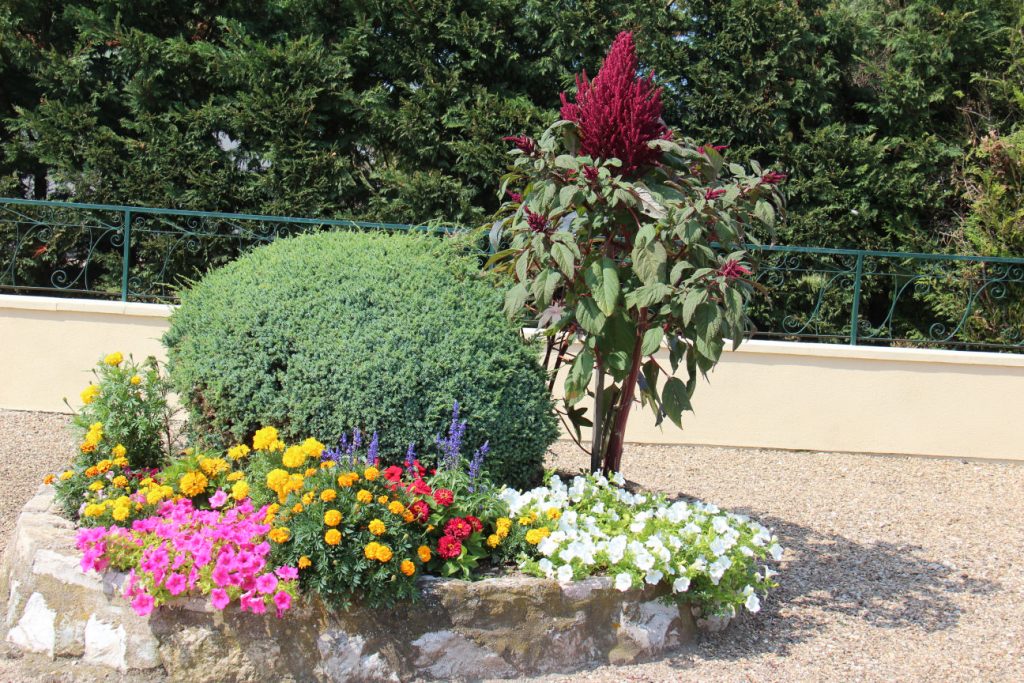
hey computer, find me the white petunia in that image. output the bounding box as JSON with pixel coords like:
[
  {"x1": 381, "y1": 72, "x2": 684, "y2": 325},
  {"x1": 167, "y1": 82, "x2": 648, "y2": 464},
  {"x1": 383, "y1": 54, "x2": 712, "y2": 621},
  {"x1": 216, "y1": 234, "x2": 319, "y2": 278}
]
[
  {"x1": 629, "y1": 520, "x2": 646, "y2": 533},
  {"x1": 537, "y1": 558, "x2": 554, "y2": 578},
  {"x1": 633, "y1": 549, "x2": 655, "y2": 572},
  {"x1": 744, "y1": 591, "x2": 761, "y2": 613},
  {"x1": 769, "y1": 544, "x2": 784, "y2": 561},
  {"x1": 645, "y1": 569, "x2": 664, "y2": 585},
  {"x1": 712, "y1": 516, "x2": 730, "y2": 534},
  {"x1": 606, "y1": 536, "x2": 627, "y2": 564},
  {"x1": 614, "y1": 572, "x2": 633, "y2": 591},
  {"x1": 610, "y1": 471, "x2": 626, "y2": 486},
  {"x1": 556, "y1": 564, "x2": 574, "y2": 584},
  {"x1": 672, "y1": 576, "x2": 691, "y2": 593},
  {"x1": 538, "y1": 536, "x2": 559, "y2": 557}
]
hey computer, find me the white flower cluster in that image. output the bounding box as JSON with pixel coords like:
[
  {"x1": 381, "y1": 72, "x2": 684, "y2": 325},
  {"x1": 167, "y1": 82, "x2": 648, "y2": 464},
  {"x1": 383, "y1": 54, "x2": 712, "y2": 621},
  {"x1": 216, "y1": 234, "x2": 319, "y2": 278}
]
[{"x1": 500, "y1": 473, "x2": 782, "y2": 615}]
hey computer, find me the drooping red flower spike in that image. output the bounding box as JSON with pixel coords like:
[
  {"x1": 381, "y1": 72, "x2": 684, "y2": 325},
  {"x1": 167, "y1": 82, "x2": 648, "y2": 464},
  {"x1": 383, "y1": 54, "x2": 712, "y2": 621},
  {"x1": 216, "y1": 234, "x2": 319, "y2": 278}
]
[
  {"x1": 560, "y1": 32, "x2": 671, "y2": 178},
  {"x1": 718, "y1": 259, "x2": 752, "y2": 280},
  {"x1": 502, "y1": 135, "x2": 539, "y2": 156}
]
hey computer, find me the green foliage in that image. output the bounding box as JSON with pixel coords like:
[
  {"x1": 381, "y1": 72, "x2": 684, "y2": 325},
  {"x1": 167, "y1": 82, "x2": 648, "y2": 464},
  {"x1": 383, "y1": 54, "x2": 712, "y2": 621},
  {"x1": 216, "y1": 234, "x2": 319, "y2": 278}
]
[
  {"x1": 163, "y1": 231, "x2": 558, "y2": 489},
  {"x1": 489, "y1": 122, "x2": 782, "y2": 471},
  {"x1": 67, "y1": 353, "x2": 175, "y2": 470}
]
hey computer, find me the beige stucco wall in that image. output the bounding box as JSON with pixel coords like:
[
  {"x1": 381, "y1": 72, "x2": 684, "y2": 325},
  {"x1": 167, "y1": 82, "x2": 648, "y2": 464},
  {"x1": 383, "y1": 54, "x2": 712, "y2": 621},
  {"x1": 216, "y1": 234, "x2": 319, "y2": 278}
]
[{"x1": 2, "y1": 294, "x2": 1022, "y2": 461}]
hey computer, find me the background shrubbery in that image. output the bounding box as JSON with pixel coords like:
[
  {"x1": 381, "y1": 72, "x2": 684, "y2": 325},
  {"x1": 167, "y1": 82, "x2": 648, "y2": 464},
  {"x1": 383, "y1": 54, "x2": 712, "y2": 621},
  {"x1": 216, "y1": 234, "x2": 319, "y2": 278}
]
[{"x1": 163, "y1": 231, "x2": 558, "y2": 489}]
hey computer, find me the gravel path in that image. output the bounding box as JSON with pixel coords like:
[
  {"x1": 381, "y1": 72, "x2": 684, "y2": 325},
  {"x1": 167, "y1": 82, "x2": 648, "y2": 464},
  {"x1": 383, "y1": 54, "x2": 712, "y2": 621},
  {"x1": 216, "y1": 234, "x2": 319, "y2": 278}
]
[{"x1": 1, "y1": 409, "x2": 1022, "y2": 682}]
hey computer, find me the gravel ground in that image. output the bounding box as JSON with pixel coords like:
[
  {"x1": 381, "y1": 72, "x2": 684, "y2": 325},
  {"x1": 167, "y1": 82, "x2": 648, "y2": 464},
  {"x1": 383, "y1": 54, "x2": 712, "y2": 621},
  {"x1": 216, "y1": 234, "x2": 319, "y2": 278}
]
[{"x1": 1, "y1": 409, "x2": 1022, "y2": 682}]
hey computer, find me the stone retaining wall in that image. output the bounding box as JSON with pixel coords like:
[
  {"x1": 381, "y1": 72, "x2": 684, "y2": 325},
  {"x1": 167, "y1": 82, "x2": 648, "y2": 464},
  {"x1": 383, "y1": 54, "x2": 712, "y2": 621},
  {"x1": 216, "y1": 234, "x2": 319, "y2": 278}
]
[{"x1": 1, "y1": 488, "x2": 711, "y2": 681}]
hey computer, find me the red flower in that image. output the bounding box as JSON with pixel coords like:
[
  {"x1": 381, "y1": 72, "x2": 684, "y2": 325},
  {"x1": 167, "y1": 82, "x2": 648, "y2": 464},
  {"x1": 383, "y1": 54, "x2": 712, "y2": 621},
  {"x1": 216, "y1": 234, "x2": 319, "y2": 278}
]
[
  {"x1": 465, "y1": 516, "x2": 483, "y2": 533},
  {"x1": 444, "y1": 517, "x2": 473, "y2": 541},
  {"x1": 705, "y1": 188, "x2": 726, "y2": 200},
  {"x1": 383, "y1": 466, "x2": 403, "y2": 483},
  {"x1": 582, "y1": 165, "x2": 599, "y2": 184},
  {"x1": 718, "y1": 259, "x2": 752, "y2": 280},
  {"x1": 409, "y1": 499, "x2": 430, "y2": 523},
  {"x1": 759, "y1": 171, "x2": 787, "y2": 185},
  {"x1": 437, "y1": 535, "x2": 463, "y2": 560},
  {"x1": 503, "y1": 135, "x2": 538, "y2": 156},
  {"x1": 560, "y1": 32, "x2": 671, "y2": 178},
  {"x1": 407, "y1": 478, "x2": 432, "y2": 496},
  {"x1": 524, "y1": 207, "x2": 553, "y2": 234},
  {"x1": 697, "y1": 144, "x2": 729, "y2": 155},
  {"x1": 433, "y1": 488, "x2": 454, "y2": 507},
  {"x1": 506, "y1": 190, "x2": 523, "y2": 203}
]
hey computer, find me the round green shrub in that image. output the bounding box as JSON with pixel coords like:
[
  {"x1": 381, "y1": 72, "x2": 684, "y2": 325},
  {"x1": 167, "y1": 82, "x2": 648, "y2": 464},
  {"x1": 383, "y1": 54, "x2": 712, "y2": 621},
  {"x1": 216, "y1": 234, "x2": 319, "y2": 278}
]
[{"x1": 163, "y1": 231, "x2": 558, "y2": 489}]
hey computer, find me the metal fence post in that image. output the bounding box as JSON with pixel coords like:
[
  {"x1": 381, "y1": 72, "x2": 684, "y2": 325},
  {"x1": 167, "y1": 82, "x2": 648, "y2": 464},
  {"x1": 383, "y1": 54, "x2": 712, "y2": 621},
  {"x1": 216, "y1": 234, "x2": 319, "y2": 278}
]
[
  {"x1": 121, "y1": 210, "x2": 131, "y2": 302},
  {"x1": 849, "y1": 253, "x2": 864, "y2": 345}
]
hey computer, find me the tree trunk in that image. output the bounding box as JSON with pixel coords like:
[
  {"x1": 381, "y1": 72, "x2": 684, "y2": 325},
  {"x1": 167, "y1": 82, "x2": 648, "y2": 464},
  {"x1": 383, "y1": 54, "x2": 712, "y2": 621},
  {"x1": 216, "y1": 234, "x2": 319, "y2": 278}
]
[
  {"x1": 589, "y1": 359, "x2": 604, "y2": 473},
  {"x1": 600, "y1": 326, "x2": 645, "y2": 473}
]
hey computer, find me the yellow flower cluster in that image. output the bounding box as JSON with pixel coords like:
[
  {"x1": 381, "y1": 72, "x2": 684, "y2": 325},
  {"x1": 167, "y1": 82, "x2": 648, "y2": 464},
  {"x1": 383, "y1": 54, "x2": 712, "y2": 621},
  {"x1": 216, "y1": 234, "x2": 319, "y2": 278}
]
[
  {"x1": 356, "y1": 489, "x2": 373, "y2": 504},
  {"x1": 363, "y1": 466, "x2": 379, "y2": 481},
  {"x1": 253, "y1": 426, "x2": 284, "y2": 452},
  {"x1": 227, "y1": 444, "x2": 251, "y2": 461},
  {"x1": 80, "y1": 422, "x2": 103, "y2": 454},
  {"x1": 80, "y1": 384, "x2": 100, "y2": 405},
  {"x1": 320, "y1": 489, "x2": 337, "y2": 502},
  {"x1": 417, "y1": 545, "x2": 432, "y2": 563},
  {"x1": 231, "y1": 480, "x2": 249, "y2": 501},
  {"x1": 179, "y1": 471, "x2": 209, "y2": 497},
  {"x1": 337, "y1": 472, "x2": 359, "y2": 488},
  {"x1": 525, "y1": 527, "x2": 551, "y2": 545},
  {"x1": 130, "y1": 374, "x2": 143, "y2": 386},
  {"x1": 199, "y1": 457, "x2": 229, "y2": 477},
  {"x1": 400, "y1": 559, "x2": 416, "y2": 577},
  {"x1": 104, "y1": 351, "x2": 123, "y2": 367},
  {"x1": 83, "y1": 495, "x2": 134, "y2": 522},
  {"x1": 487, "y1": 518, "x2": 513, "y2": 549},
  {"x1": 363, "y1": 542, "x2": 393, "y2": 562},
  {"x1": 325, "y1": 529, "x2": 342, "y2": 545},
  {"x1": 138, "y1": 479, "x2": 174, "y2": 505},
  {"x1": 269, "y1": 527, "x2": 291, "y2": 543},
  {"x1": 324, "y1": 509, "x2": 342, "y2": 526},
  {"x1": 368, "y1": 519, "x2": 386, "y2": 536},
  {"x1": 266, "y1": 468, "x2": 304, "y2": 503}
]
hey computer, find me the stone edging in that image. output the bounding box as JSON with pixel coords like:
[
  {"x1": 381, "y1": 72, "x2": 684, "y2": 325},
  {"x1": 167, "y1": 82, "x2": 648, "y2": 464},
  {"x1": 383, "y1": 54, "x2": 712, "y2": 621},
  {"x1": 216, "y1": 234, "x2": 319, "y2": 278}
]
[{"x1": 1, "y1": 487, "x2": 720, "y2": 681}]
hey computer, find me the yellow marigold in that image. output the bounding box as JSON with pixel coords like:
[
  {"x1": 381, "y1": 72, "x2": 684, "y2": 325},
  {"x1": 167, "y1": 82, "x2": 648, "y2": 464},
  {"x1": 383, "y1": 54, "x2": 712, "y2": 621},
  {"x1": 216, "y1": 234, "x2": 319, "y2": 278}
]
[
  {"x1": 298, "y1": 556, "x2": 312, "y2": 569},
  {"x1": 199, "y1": 457, "x2": 229, "y2": 477},
  {"x1": 130, "y1": 374, "x2": 142, "y2": 386},
  {"x1": 266, "y1": 468, "x2": 290, "y2": 493},
  {"x1": 88, "y1": 481, "x2": 104, "y2": 491},
  {"x1": 43, "y1": 473, "x2": 55, "y2": 485},
  {"x1": 320, "y1": 461, "x2": 336, "y2": 469},
  {"x1": 376, "y1": 495, "x2": 388, "y2": 505},
  {"x1": 80, "y1": 442, "x2": 96, "y2": 454},
  {"x1": 302, "y1": 491, "x2": 315, "y2": 505},
  {"x1": 375, "y1": 545, "x2": 393, "y2": 563},
  {"x1": 364, "y1": 542, "x2": 381, "y2": 560},
  {"x1": 402, "y1": 510, "x2": 415, "y2": 523},
  {"x1": 104, "y1": 351, "x2": 123, "y2": 366},
  {"x1": 325, "y1": 529, "x2": 342, "y2": 545},
  {"x1": 231, "y1": 480, "x2": 249, "y2": 501},
  {"x1": 304, "y1": 468, "x2": 317, "y2": 478},
  {"x1": 320, "y1": 489, "x2": 337, "y2": 502},
  {"x1": 368, "y1": 519, "x2": 386, "y2": 536},
  {"x1": 546, "y1": 507, "x2": 561, "y2": 520},
  {"x1": 417, "y1": 545, "x2": 431, "y2": 563},
  {"x1": 227, "y1": 444, "x2": 251, "y2": 461},
  {"x1": 496, "y1": 517, "x2": 512, "y2": 538},
  {"x1": 282, "y1": 445, "x2": 307, "y2": 469},
  {"x1": 112, "y1": 475, "x2": 128, "y2": 488},
  {"x1": 337, "y1": 473, "x2": 356, "y2": 488},
  {"x1": 112, "y1": 457, "x2": 128, "y2": 467},
  {"x1": 264, "y1": 503, "x2": 280, "y2": 524},
  {"x1": 85, "y1": 466, "x2": 98, "y2": 477},
  {"x1": 518, "y1": 513, "x2": 536, "y2": 526},
  {"x1": 525, "y1": 528, "x2": 550, "y2": 545},
  {"x1": 271, "y1": 439, "x2": 285, "y2": 452},
  {"x1": 363, "y1": 466, "x2": 380, "y2": 481},
  {"x1": 96, "y1": 460, "x2": 112, "y2": 474},
  {"x1": 80, "y1": 384, "x2": 100, "y2": 405},
  {"x1": 301, "y1": 438, "x2": 325, "y2": 459},
  {"x1": 252, "y1": 426, "x2": 279, "y2": 451},
  {"x1": 60, "y1": 470, "x2": 73, "y2": 480},
  {"x1": 111, "y1": 504, "x2": 130, "y2": 522},
  {"x1": 179, "y1": 471, "x2": 209, "y2": 497},
  {"x1": 83, "y1": 503, "x2": 105, "y2": 517},
  {"x1": 226, "y1": 471, "x2": 244, "y2": 482},
  {"x1": 324, "y1": 509, "x2": 342, "y2": 527},
  {"x1": 292, "y1": 503, "x2": 304, "y2": 514},
  {"x1": 400, "y1": 560, "x2": 416, "y2": 577},
  {"x1": 486, "y1": 534, "x2": 501, "y2": 548},
  {"x1": 356, "y1": 489, "x2": 373, "y2": 504},
  {"x1": 387, "y1": 501, "x2": 405, "y2": 515},
  {"x1": 269, "y1": 527, "x2": 291, "y2": 543}
]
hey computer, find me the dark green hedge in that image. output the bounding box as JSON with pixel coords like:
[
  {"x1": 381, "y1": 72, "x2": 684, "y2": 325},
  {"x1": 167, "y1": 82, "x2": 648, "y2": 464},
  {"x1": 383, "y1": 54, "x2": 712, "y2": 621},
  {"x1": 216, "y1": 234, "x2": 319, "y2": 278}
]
[{"x1": 163, "y1": 231, "x2": 558, "y2": 489}]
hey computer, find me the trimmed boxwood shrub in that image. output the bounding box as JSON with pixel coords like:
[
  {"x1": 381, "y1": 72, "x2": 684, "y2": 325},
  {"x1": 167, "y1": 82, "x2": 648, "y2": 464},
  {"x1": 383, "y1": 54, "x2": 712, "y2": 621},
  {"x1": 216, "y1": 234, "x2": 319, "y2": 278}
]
[{"x1": 162, "y1": 231, "x2": 557, "y2": 489}]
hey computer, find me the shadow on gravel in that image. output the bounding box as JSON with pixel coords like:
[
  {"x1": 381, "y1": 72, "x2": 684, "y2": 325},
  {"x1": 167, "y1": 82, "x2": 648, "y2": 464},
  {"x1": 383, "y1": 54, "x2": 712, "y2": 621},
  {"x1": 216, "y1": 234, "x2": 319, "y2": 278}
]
[{"x1": 688, "y1": 508, "x2": 1000, "y2": 661}]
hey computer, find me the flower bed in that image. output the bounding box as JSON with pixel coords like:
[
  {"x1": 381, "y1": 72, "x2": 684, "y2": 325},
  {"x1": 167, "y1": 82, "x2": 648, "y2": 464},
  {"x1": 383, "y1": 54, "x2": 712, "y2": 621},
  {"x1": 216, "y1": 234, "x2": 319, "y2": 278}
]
[{"x1": 4, "y1": 351, "x2": 782, "y2": 678}]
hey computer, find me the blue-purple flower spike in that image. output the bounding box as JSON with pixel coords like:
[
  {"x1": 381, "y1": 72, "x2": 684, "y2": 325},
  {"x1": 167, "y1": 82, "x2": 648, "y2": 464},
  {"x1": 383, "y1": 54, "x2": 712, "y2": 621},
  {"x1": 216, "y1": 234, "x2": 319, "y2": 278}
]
[
  {"x1": 404, "y1": 443, "x2": 416, "y2": 469},
  {"x1": 467, "y1": 441, "x2": 489, "y2": 491},
  {"x1": 366, "y1": 431, "x2": 380, "y2": 467}
]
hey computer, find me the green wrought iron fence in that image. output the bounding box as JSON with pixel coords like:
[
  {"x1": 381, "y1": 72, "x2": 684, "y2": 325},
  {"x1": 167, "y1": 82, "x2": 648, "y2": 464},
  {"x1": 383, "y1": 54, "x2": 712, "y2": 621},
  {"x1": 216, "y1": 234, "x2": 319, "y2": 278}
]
[{"x1": 2, "y1": 198, "x2": 1022, "y2": 351}]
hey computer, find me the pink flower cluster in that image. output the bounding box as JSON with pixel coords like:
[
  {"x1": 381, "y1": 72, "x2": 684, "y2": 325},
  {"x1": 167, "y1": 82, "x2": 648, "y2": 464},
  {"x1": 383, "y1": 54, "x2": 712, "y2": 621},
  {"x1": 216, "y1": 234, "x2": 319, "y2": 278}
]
[{"x1": 77, "y1": 498, "x2": 298, "y2": 618}]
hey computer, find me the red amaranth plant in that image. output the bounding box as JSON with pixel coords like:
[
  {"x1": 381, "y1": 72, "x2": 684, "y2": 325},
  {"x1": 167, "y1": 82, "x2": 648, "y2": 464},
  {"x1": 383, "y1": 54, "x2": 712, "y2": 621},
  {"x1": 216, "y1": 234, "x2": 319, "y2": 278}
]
[{"x1": 559, "y1": 31, "x2": 671, "y2": 178}]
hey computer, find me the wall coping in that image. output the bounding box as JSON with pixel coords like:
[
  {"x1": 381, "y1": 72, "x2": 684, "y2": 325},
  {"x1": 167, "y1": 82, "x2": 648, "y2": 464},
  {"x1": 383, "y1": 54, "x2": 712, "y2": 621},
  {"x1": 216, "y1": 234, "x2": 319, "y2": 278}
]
[{"x1": 5, "y1": 293, "x2": 1022, "y2": 369}]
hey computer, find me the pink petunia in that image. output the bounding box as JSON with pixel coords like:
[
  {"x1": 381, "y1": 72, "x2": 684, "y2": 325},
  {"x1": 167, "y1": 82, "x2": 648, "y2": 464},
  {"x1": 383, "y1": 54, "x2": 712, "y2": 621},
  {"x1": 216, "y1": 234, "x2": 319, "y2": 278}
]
[
  {"x1": 210, "y1": 588, "x2": 230, "y2": 610},
  {"x1": 209, "y1": 490, "x2": 229, "y2": 508},
  {"x1": 131, "y1": 592, "x2": 155, "y2": 617},
  {"x1": 273, "y1": 591, "x2": 291, "y2": 618},
  {"x1": 255, "y1": 573, "x2": 278, "y2": 595}
]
